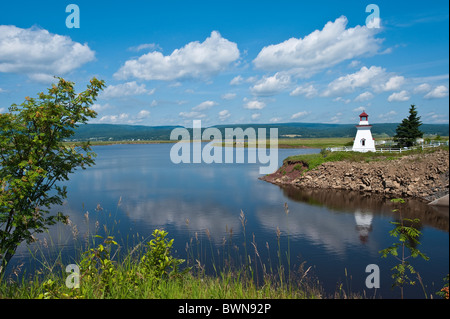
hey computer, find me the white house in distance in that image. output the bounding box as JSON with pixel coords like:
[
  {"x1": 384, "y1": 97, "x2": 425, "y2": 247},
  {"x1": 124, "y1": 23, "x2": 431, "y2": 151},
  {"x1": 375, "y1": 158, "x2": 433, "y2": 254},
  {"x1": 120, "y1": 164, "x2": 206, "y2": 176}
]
[{"x1": 352, "y1": 111, "x2": 376, "y2": 152}]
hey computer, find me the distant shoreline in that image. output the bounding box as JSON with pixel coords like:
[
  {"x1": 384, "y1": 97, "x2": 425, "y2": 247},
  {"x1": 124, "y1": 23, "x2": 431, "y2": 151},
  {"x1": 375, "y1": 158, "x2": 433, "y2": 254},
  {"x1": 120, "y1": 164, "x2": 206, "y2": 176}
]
[
  {"x1": 63, "y1": 137, "x2": 356, "y2": 149},
  {"x1": 63, "y1": 140, "x2": 176, "y2": 146},
  {"x1": 64, "y1": 137, "x2": 450, "y2": 151}
]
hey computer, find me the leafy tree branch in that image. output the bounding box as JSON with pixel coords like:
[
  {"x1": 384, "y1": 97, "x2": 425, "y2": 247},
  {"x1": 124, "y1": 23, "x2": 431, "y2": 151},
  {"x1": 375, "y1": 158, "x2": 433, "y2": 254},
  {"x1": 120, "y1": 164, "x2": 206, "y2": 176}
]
[{"x1": 0, "y1": 77, "x2": 105, "y2": 278}]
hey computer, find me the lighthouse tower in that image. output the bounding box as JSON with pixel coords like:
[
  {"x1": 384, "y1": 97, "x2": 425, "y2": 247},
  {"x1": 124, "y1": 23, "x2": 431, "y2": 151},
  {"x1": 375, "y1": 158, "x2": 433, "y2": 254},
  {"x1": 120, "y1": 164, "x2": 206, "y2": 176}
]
[{"x1": 352, "y1": 111, "x2": 376, "y2": 152}]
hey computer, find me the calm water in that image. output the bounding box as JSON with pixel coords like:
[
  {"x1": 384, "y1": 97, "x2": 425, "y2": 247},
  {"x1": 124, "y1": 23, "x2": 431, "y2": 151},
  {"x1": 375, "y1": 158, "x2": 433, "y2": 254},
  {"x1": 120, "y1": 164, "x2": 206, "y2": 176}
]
[{"x1": 10, "y1": 143, "x2": 449, "y2": 298}]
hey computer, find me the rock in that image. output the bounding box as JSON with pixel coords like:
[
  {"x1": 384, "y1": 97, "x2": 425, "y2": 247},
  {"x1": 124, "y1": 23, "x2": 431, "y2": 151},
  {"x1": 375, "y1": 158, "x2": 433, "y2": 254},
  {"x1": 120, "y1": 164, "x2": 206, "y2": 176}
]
[
  {"x1": 428, "y1": 194, "x2": 449, "y2": 207},
  {"x1": 361, "y1": 176, "x2": 371, "y2": 186},
  {"x1": 383, "y1": 180, "x2": 400, "y2": 189},
  {"x1": 262, "y1": 149, "x2": 449, "y2": 202}
]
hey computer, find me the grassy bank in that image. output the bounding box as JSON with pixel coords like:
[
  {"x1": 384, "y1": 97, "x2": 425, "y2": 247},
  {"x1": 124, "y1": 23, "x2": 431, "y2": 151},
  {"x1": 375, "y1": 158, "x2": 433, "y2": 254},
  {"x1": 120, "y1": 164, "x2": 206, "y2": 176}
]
[
  {"x1": 0, "y1": 266, "x2": 320, "y2": 299},
  {"x1": 277, "y1": 137, "x2": 353, "y2": 149},
  {"x1": 284, "y1": 145, "x2": 449, "y2": 172}
]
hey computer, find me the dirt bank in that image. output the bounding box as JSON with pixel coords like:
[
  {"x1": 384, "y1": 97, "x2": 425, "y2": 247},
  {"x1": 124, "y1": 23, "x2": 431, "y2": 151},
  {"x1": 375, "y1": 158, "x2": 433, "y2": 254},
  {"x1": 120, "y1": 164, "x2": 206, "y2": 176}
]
[{"x1": 261, "y1": 149, "x2": 449, "y2": 203}]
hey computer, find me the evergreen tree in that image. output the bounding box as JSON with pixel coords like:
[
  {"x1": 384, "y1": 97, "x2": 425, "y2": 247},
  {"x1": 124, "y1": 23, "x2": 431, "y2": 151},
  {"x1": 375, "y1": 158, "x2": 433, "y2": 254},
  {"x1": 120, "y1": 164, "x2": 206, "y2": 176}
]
[{"x1": 394, "y1": 104, "x2": 423, "y2": 147}]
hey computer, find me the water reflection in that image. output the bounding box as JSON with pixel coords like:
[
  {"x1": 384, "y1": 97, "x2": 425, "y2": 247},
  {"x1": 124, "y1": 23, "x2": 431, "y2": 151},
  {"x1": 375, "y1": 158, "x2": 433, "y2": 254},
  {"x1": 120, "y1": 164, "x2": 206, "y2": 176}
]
[
  {"x1": 354, "y1": 210, "x2": 373, "y2": 244},
  {"x1": 120, "y1": 197, "x2": 241, "y2": 242},
  {"x1": 255, "y1": 198, "x2": 369, "y2": 256},
  {"x1": 280, "y1": 185, "x2": 449, "y2": 232},
  {"x1": 248, "y1": 185, "x2": 449, "y2": 261}
]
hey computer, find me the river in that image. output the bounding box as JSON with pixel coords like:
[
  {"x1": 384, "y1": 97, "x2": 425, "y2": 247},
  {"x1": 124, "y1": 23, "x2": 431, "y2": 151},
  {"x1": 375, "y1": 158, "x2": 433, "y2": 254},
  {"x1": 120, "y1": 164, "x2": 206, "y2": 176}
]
[{"x1": 9, "y1": 143, "x2": 449, "y2": 299}]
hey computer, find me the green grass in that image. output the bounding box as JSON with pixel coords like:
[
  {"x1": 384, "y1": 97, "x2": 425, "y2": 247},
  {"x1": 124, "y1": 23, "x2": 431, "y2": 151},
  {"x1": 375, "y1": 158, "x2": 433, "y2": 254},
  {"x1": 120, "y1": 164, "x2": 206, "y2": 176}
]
[
  {"x1": 0, "y1": 253, "x2": 322, "y2": 300},
  {"x1": 285, "y1": 145, "x2": 449, "y2": 172},
  {"x1": 0, "y1": 268, "x2": 320, "y2": 299},
  {"x1": 214, "y1": 137, "x2": 354, "y2": 149},
  {"x1": 277, "y1": 137, "x2": 353, "y2": 149}
]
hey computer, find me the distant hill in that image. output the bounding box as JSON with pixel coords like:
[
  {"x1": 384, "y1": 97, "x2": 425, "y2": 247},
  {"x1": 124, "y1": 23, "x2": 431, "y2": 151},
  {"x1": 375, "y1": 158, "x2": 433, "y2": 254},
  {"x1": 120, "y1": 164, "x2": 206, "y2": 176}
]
[
  {"x1": 70, "y1": 124, "x2": 183, "y2": 141},
  {"x1": 69, "y1": 122, "x2": 449, "y2": 141}
]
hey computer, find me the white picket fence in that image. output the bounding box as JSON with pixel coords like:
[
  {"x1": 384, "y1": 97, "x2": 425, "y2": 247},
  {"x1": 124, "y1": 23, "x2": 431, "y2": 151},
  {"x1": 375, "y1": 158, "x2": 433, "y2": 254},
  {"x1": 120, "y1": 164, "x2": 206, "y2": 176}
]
[{"x1": 328, "y1": 140, "x2": 449, "y2": 153}]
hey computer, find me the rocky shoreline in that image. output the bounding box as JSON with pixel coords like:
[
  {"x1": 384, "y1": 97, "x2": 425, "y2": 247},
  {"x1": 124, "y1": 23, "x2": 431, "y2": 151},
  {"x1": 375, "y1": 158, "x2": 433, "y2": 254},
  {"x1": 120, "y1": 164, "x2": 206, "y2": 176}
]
[{"x1": 261, "y1": 149, "x2": 449, "y2": 204}]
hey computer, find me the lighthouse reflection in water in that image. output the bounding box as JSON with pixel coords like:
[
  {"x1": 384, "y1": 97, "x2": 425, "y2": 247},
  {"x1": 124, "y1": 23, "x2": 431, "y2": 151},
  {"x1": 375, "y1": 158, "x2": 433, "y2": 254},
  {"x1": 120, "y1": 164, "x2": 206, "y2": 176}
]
[{"x1": 354, "y1": 210, "x2": 373, "y2": 244}]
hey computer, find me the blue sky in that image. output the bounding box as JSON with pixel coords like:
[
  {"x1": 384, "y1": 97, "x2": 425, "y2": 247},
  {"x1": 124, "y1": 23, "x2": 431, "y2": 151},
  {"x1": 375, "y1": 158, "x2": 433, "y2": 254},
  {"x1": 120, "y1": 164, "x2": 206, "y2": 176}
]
[{"x1": 0, "y1": 0, "x2": 448, "y2": 127}]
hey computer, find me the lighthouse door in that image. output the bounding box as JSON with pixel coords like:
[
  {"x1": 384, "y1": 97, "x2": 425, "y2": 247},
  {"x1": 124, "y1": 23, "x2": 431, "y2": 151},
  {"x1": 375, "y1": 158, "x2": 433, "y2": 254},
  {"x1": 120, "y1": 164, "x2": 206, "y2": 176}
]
[{"x1": 361, "y1": 138, "x2": 366, "y2": 146}]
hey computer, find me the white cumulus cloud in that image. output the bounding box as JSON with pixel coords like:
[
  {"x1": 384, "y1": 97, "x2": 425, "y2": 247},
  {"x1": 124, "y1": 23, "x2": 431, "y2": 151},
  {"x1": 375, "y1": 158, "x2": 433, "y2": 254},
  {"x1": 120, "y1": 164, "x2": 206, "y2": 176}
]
[
  {"x1": 250, "y1": 72, "x2": 291, "y2": 96},
  {"x1": 323, "y1": 66, "x2": 405, "y2": 97},
  {"x1": 253, "y1": 16, "x2": 382, "y2": 77},
  {"x1": 101, "y1": 81, "x2": 154, "y2": 99},
  {"x1": 323, "y1": 66, "x2": 384, "y2": 96},
  {"x1": 424, "y1": 85, "x2": 449, "y2": 99},
  {"x1": 230, "y1": 75, "x2": 244, "y2": 85},
  {"x1": 354, "y1": 91, "x2": 374, "y2": 102},
  {"x1": 137, "y1": 110, "x2": 151, "y2": 119},
  {"x1": 0, "y1": 25, "x2": 95, "y2": 80},
  {"x1": 114, "y1": 31, "x2": 240, "y2": 81},
  {"x1": 97, "y1": 110, "x2": 151, "y2": 124},
  {"x1": 218, "y1": 109, "x2": 231, "y2": 121},
  {"x1": 413, "y1": 83, "x2": 432, "y2": 94},
  {"x1": 290, "y1": 84, "x2": 318, "y2": 98},
  {"x1": 388, "y1": 90, "x2": 410, "y2": 102},
  {"x1": 243, "y1": 99, "x2": 266, "y2": 110},
  {"x1": 98, "y1": 113, "x2": 130, "y2": 124},
  {"x1": 378, "y1": 75, "x2": 405, "y2": 91}
]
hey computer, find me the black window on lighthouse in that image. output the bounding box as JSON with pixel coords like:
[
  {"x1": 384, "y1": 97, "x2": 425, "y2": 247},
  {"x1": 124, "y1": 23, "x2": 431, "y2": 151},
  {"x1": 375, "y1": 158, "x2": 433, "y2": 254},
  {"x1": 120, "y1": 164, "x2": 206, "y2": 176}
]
[{"x1": 361, "y1": 138, "x2": 366, "y2": 146}]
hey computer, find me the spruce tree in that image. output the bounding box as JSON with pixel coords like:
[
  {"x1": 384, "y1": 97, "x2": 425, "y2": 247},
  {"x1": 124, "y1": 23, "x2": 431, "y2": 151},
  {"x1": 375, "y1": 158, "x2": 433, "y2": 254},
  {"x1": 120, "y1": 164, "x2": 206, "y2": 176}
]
[{"x1": 394, "y1": 104, "x2": 423, "y2": 147}]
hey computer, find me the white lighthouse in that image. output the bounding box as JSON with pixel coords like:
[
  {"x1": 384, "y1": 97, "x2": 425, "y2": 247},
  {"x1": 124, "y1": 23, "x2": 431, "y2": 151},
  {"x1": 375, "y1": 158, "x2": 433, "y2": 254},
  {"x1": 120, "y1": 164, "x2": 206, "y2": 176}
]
[{"x1": 352, "y1": 111, "x2": 375, "y2": 152}]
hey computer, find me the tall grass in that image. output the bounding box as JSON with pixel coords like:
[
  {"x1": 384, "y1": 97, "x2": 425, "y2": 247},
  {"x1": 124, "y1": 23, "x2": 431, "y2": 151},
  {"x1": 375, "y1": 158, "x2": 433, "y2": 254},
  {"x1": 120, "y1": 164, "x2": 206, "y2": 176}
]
[
  {"x1": 0, "y1": 203, "x2": 327, "y2": 299},
  {"x1": 180, "y1": 207, "x2": 326, "y2": 299}
]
